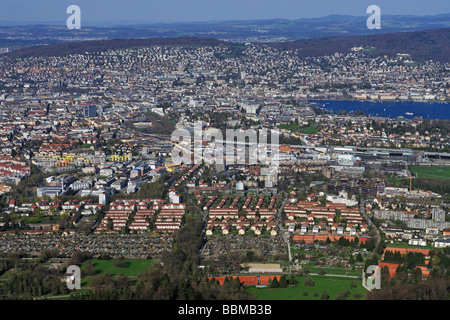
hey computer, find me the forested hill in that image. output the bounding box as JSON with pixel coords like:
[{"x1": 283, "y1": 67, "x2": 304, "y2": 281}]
[
  {"x1": 268, "y1": 28, "x2": 450, "y2": 63},
  {"x1": 2, "y1": 28, "x2": 449, "y2": 63},
  {"x1": 2, "y1": 37, "x2": 228, "y2": 59}
]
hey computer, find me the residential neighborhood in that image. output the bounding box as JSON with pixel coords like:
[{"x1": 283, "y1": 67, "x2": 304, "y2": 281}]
[{"x1": 0, "y1": 15, "x2": 448, "y2": 302}]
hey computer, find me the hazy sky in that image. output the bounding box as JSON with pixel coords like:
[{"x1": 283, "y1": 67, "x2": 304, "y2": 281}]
[{"x1": 1, "y1": 0, "x2": 449, "y2": 24}]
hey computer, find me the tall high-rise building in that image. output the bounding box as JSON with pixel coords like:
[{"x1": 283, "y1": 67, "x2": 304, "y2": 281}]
[
  {"x1": 83, "y1": 104, "x2": 97, "y2": 117},
  {"x1": 432, "y1": 208, "x2": 446, "y2": 223}
]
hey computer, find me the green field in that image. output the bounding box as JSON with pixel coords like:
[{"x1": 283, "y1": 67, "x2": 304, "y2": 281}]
[
  {"x1": 246, "y1": 275, "x2": 367, "y2": 300},
  {"x1": 306, "y1": 266, "x2": 362, "y2": 277},
  {"x1": 80, "y1": 259, "x2": 154, "y2": 288},
  {"x1": 410, "y1": 166, "x2": 450, "y2": 180},
  {"x1": 277, "y1": 124, "x2": 321, "y2": 134}
]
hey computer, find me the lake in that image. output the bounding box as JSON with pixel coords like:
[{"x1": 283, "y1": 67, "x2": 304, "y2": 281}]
[{"x1": 310, "y1": 100, "x2": 450, "y2": 120}]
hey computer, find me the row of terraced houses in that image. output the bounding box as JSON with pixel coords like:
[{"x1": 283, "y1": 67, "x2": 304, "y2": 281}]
[{"x1": 95, "y1": 198, "x2": 186, "y2": 233}]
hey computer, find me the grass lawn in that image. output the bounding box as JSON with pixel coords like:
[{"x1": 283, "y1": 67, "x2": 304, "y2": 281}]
[
  {"x1": 306, "y1": 266, "x2": 361, "y2": 277},
  {"x1": 246, "y1": 275, "x2": 367, "y2": 300},
  {"x1": 277, "y1": 124, "x2": 321, "y2": 134},
  {"x1": 22, "y1": 216, "x2": 62, "y2": 224},
  {"x1": 298, "y1": 125, "x2": 322, "y2": 134},
  {"x1": 80, "y1": 259, "x2": 154, "y2": 288},
  {"x1": 410, "y1": 166, "x2": 450, "y2": 180}
]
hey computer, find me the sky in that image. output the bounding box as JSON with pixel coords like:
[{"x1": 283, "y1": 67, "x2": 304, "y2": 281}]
[{"x1": 1, "y1": 0, "x2": 449, "y2": 25}]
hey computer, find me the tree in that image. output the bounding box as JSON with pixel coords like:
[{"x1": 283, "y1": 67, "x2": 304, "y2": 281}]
[
  {"x1": 410, "y1": 267, "x2": 423, "y2": 284},
  {"x1": 349, "y1": 255, "x2": 355, "y2": 265},
  {"x1": 394, "y1": 265, "x2": 409, "y2": 283},
  {"x1": 246, "y1": 251, "x2": 255, "y2": 262},
  {"x1": 356, "y1": 253, "x2": 363, "y2": 262},
  {"x1": 113, "y1": 259, "x2": 131, "y2": 269},
  {"x1": 338, "y1": 237, "x2": 348, "y2": 246},
  {"x1": 288, "y1": 275, "x2": 298, "y2": 285},
  {"x1": 278, "y1": 275, "x2": 288, "y2": 288},
  {"x1": 68, "y1": 251, "x2": 89, "y2": 266},
  {"x1": 321, "y1": 291, "x2": 330, "y2": 300},
  {"x1": 90, "y1": 273, "x2": 115, "y2": 290},
  {"x1": 270, "y1": 277, "x2": 279, "y2": 288},
  {"x1": 336, "y1": 289, "x2": 350, "y2": 300},
  {"x1": 304, "y1": 276, "x2": 315, "y2": 287},
  {"x1": 107, "y1": 217, "x2": 114, "y2": 230},
  {"x1": 83, "y1": 260, "x2": 96, "y2": 276}
]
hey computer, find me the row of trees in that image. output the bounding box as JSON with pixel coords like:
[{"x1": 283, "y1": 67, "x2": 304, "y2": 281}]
[
  {"x1": 367, "y1": 248, "x2": 450, "y2": 299},
  {"x1": 383, "y1": 250, "x2": 426, "y2": 269},
  {"x1": 269, "y1": 274, "x2": 298, "y2": 288},
  {"x1": 367, "y1": 269, "x2": 449, "y2": 300},
  {"x1": 0, "y1": 251, "x2": 69, "y2": 299},
  {"x1": 0, "y1": 266, "x2": 68, "y2": 299},
  {"x1": 411, "y1": 178, "x2": 450, "y2": 197}
]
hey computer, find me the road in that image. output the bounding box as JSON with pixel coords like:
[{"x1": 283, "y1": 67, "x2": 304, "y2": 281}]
[
  {"x1": 360, "y1": 198, "x2": 381, "y2": 254},
  {"x1": 307, "y1": 273, "x2": 360, "y2": 279},
  {"x1": 275, "y1": 192, "x2": 290, "y2": 260},
  {"x1": 34, "y1": 294, "x2": 72, "y2": 300}
]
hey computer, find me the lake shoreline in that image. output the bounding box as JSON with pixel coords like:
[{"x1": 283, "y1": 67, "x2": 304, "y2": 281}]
[{"x1": 308, "y1": 99, "x2": 450, "y2": 120}]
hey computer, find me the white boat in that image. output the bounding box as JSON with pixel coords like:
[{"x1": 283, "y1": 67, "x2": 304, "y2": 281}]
[{"x1": 405, "y1": 112, "x2": 413, "y2": 116}]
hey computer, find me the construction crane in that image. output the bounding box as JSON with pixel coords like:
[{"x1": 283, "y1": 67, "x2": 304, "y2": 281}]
[{"x1": 397, "y1": 176, "x2": 415, "y2": 191}]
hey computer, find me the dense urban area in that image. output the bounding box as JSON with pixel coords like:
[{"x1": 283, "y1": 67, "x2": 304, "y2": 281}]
[{"x1": 0, "y1": 38, "x2": 449, "y2": 301}]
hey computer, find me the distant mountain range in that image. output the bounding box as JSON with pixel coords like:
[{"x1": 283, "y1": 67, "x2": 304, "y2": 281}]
[
  {"x1": 0, "y1": 13, "x2": 449, "y2": 47},
  {"x1": 4, "y1": 28, "x2": 449, "y2": 63}
]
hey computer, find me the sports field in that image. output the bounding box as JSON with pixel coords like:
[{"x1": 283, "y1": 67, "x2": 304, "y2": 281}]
[
  {"x1": 80, "y1": 259, "x2": 154, "y2": 288},
  {"x1": 410, "y1": 166, "x2": 450, "y2": 180},
  {"x1": 246, "y1": 275, "x2": 367, "y2": 300}
]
